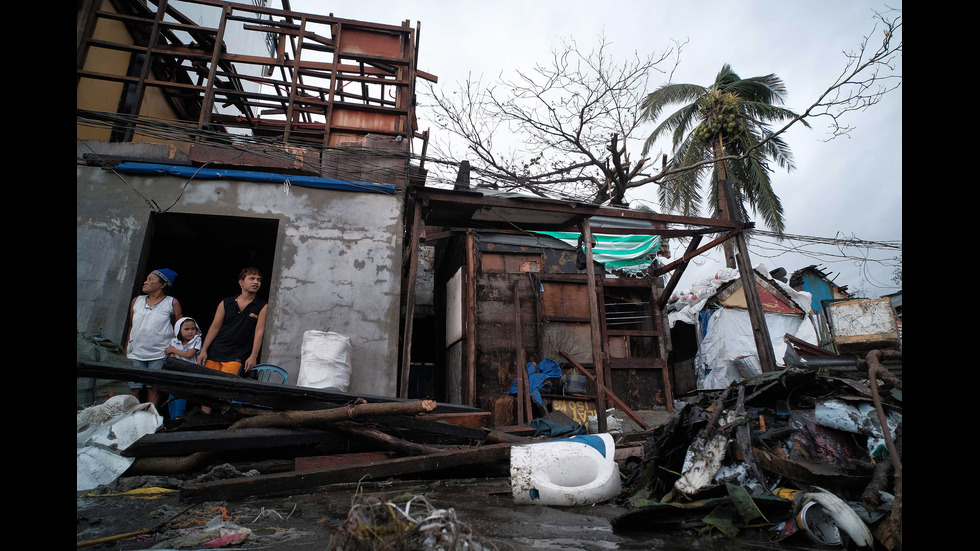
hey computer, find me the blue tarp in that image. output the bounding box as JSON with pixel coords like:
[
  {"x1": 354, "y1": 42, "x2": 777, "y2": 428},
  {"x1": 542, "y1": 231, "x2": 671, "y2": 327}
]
[
  {"x1": 508, "y1": 358, "x2": 563, "y2": 405},
  {"x1": 113, "y1": 162, "x2": 396, "y2": 195}
]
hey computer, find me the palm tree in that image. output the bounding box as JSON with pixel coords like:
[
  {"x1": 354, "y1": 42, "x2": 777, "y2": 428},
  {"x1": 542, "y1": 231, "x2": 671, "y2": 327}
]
[{"x1": 640, "y1": 64, "x2": 806, "y2": 267}]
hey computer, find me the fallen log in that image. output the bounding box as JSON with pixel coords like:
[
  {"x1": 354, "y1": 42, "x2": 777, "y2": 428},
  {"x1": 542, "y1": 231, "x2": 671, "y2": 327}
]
[{"x1": 230, "y1": 400, "x2": 438, "y2": 429}]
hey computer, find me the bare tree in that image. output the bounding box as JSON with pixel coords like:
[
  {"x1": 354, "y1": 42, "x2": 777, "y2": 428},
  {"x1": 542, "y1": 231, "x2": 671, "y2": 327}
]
[
  {"x1": 423, "y1": 34, "x2": 680, "y2": 205},
  {"x1": 423, "y1": 10, "x2": 901, "y2": 208}
]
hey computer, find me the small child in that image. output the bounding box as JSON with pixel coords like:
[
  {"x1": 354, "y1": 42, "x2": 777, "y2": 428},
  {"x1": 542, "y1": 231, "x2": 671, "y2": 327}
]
[
  {"x1": 164, "y1": 317, "x2": 202, "y2": 418},
  {"x1": 166, "y1": 317, "x2": 202, "y2": 363}
]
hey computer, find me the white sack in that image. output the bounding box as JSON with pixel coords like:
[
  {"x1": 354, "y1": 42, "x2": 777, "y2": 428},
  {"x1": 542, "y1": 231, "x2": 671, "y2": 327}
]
[{"x1": 298, "y1": 331, "x2": 353, "y2": 391}]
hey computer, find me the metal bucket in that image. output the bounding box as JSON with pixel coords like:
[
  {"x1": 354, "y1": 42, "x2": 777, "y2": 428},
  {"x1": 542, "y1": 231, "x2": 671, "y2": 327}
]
[{"x1": 733, "y1": 355, "x2": 762, "y2": 379}]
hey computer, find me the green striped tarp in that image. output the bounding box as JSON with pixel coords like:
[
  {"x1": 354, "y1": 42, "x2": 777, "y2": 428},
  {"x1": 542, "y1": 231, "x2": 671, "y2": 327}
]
[{"x1": 532, "y1": 231, "x2": 661, "y2": 276}]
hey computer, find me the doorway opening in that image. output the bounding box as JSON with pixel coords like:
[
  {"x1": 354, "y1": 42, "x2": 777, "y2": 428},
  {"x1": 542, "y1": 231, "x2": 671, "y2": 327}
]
[{"x1": 128, "y1": 212, "x2": 280, "y2": 344}]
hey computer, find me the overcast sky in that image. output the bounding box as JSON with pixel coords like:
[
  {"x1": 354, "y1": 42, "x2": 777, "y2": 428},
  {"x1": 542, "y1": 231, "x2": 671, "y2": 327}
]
[{"x1": 289, "y1": 0, "x2": 902, "y2": 298}]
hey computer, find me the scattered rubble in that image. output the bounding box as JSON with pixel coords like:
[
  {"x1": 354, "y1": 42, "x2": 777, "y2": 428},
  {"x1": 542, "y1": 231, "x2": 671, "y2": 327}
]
[
  {"x1": 77, "y1": 341, "x2": 902, "y2": 549},
  {"x1": 617, "y1": 351, "x2": 902, "y2": 549}
]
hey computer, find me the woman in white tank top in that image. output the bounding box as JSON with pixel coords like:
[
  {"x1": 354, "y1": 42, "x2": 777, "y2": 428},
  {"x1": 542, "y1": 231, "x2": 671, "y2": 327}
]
[{"x1": 125, "y1": 269, "x2": 182, "y2": 406}]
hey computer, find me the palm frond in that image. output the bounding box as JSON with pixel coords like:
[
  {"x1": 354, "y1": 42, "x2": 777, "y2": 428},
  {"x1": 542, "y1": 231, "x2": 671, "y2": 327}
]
[{"x1": 640, "y1": 63, "x2": 805, "y2": 233}]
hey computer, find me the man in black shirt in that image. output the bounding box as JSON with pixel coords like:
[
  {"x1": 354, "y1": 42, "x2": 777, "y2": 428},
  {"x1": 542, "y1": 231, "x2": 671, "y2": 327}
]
[{"x1": 199, "y1": 267, "x2": 269, "y2": 377}]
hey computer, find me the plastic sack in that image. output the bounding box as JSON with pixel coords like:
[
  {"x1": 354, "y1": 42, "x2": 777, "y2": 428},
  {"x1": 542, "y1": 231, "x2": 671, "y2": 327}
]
[
  {"x1": 77, "y1": 395, "x2": 163, "y2": 491},
  {"x1": 298, "y1": 331, "x2": 352, "y2": 391}
]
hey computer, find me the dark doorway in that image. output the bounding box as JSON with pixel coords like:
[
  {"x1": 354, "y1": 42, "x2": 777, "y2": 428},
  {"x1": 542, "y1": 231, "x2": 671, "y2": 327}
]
[{"x1": 128, "y1": 212, "x2": 279, "y2": 342}]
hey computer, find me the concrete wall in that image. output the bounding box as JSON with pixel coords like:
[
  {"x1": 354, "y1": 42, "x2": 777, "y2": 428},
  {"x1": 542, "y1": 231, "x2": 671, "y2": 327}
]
[{"x1": 76, "y1": 161, "x2": 405, "y2": 397}]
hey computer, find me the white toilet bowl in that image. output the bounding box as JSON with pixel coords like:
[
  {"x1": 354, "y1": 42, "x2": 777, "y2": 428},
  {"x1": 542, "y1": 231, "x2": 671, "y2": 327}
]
[{"x1": 510, "y1": 433, "x2": 622, "y2": 506}]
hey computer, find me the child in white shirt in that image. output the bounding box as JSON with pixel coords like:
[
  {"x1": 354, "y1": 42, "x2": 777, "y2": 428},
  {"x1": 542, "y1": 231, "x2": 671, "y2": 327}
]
[
  {"x1": 166, "y1": 317, "x2": 202, "y2": 363},
  {"x1": 164, "y1": 317, "x2": 201, "y2": 418}
]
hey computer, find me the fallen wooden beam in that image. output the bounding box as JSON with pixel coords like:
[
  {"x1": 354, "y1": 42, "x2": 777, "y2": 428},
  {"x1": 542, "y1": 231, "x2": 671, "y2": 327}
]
[
  {"x1": 559, "y1": 351, "x2": 649, "y2": 430},
  {"x1": 122, "y1": 427, "x2": 345, "y2": 457},
  {"x1": 125, "y1": 400, "x2": 439, "y2": 475},
  {"x1": 295, "y1": 451, "x2": 393, "y2": 472},
  {"x1": 77, "y1": 360, "x2": 483, "y2": 414},
  {"x1": 179, "y1": 443, "x2": 515, "y2": 502}
]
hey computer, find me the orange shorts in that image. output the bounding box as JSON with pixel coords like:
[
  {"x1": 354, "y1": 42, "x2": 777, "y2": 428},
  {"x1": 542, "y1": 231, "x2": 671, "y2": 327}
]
[{"x1": 204, "y1": 360, "x2": 243, "y2": 376}]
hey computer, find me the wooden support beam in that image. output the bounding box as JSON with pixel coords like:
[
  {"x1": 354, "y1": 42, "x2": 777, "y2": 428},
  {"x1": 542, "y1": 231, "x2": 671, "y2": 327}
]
[
  {"x1": 559, "y1": 351, "x2": 648, "y2": 430},
  {"x1": 465, "y1": 231, "x2": 477, "y2": 405},
  {"x1": 735, "y1": 231, "x2": 778, "y2": 373},
  {"x1": 722, "y1": 181, "x2": 777, "y2": 373},
  {"x1": 399, "y1": 199, "x2": 423, "y2": 398},
  {"x1": 659, "y1": 235, "x2": 703, "y2": 309},
  {"x1": 122, "y1": 427, "x2": 344, "y2": 457},
  {"x1": 579, "y1": 218, "x2": 608, "y2": 433},
  {"x1": 649, "y1": 279, "x2": 675, "y2": 412},
  {"x1": 513, "y1": 280, "x2": 532, "y2": 424}
]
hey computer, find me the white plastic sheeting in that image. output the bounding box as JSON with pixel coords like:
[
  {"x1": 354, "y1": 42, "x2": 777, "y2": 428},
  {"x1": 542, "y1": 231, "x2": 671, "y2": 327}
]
[
  {"x1": 76, "y1": 395, "x2": 163, "y2": 491},
  {"x1": 666, "y1": 265, "x2": 820, "y2": 389},
  {"x1": 815, "y1": 399, "x2": 902, "y2": 458},
  {"x1": 699, "y1": 308, "x2": 818, "y2": 389}
]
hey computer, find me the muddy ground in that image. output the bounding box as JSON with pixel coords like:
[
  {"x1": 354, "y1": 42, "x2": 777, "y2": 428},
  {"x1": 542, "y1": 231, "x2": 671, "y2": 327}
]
[{"x1": 77, "y1": 474, "x2": 835, "y2": 550}]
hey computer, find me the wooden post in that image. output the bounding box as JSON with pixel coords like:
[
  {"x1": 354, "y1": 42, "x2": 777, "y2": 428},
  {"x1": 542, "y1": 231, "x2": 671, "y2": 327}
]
[
  {"x1": 734, "y1": 229, "x2": 777, "y2": 372},
  {"x1": 649, "y1": 277, "x2": 675, "y2": 412},
  {"x1": 513, "y1": 280, "x2": 532, "y2": 423},
  {"x1": 465, "y1": 231, "x2": 477, "y2": 405},
  {"x1": 399, "y1": 200, "x2": 423, "y2": 397},
  {"x1": 580, "y1": 218, "x2": 608, "y2": 433},
  {"x1": 722, "y1": 180, "x2": 777, "y2": 373}
]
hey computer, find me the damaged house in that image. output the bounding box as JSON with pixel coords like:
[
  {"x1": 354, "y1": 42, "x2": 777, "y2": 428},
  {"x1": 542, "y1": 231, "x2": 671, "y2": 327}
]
[
  {"x1": 77, "y1": 0, "x2": 434, "y2": 397},
  {"x1": 78, "y1": 0, "x2": 791, "y2": 428}
]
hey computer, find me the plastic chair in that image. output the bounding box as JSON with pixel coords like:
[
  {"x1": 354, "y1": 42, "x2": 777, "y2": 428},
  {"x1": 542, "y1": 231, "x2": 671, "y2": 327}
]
[{"x1": 250, "y1": 364, "x2": 289, "y2": 385}]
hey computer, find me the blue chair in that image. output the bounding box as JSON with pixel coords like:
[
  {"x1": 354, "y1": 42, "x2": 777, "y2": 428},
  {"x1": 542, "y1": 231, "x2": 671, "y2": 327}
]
[{"x1": 250, "y1": 364, "x2": 289, "y2": 385}]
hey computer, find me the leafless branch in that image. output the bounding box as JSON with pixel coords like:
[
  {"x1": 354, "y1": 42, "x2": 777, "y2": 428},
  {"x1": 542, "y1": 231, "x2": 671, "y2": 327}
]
[
  {"x1": 422, "y1": 10, "x2": 900, "y2": 205},
  {"x1": 422, "y1": 33, "x2": 676, "y2": 203}
]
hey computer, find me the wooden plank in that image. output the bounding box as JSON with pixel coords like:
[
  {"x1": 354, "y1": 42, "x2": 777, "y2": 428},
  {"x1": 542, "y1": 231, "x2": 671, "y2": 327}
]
[
  {"x1": 513, "y1": 280, "x2": 532, "y2": 424},
  {"x1": 465, "y1": 232, "x2": 477, "y2": 406},
  {"x1": 179, "y1": 443, "x2": 514, "y2": 503},
  {"x1": 424, "y1": 411, "x2": 491, "y2": 429},
  {"x1": 77, "y1": 361, "x2": 483, "y2": 414},
  {"x1": 122, "y1": 427, "x2": 344, "y2": 457},
  {"x1": 540, "y1": 281, "x2": 590, "y2": 319},
  {"x1": 371, "y1": 415, "x2": 492, "y2": 441},
  {"x1": 295, "y1": 452, "x2": 393, "y2": 471}
]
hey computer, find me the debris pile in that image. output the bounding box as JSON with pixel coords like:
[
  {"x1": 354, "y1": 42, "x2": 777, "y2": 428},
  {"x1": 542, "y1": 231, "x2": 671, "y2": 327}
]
[
  {"x1": 77, "y1": 358, "x2": 524, "y2": 505},
  {"x1": 330, "y1": 489, "x2": 497, "y2": 551},
  {"x1": 616, "y1": 350, "x2": 902, "y2": 549}
]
